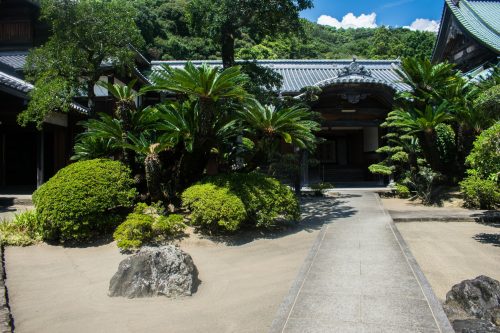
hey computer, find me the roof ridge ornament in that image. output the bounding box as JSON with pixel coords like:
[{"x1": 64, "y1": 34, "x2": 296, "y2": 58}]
[{"x1": 338, "y1": 57, "x2": 372, "y2": 77}]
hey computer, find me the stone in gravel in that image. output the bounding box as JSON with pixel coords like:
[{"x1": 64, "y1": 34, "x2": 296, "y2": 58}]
[
  {"x1": 444, "y1": 275, "x2": 500, "y2": 331},
  {"x1": 452, "y1": 319, "x2": 500, "y2": 333},
  {"x1": 109, "y1": 245, "x2": 198, "y2": 298}
]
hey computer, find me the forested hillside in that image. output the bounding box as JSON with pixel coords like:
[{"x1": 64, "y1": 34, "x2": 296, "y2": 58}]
[{"x1": 133, "y1": 0, "x2": 437, "y2": 61}]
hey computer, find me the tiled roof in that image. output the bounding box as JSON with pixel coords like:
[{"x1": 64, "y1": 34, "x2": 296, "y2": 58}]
[
  {"x1": 444, "y1": 0, "x2": 500, "y2": 53},
  {"x1": 0, "y1": 51, "x2": 28, "y2": 71},
  {"x1": 151, "y1": 59, "x2": 410, "y2": 93},
  {"x1": 0, "y1": 69, "x2": 88, "y2": 114},
  {"x1": 0, "y1": 70, "x2": 33, "y2": 93}
]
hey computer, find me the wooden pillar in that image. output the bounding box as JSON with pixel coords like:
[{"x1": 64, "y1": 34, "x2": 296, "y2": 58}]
[
  {"x1": 301, "y1": 150, "x2": 309, "y2": 187},
  {"x1": 36, "y1": 129, "x2": 44, "y2": 188}
]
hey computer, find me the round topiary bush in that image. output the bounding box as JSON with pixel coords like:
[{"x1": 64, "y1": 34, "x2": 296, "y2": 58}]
[
  {"x1": 205, "y1": 172, "x2": 300, "y2": 229},
  {"x1": 181, "y1": 183, "x2": 247, "y2": 232},
  {"x1": 33, "y1": 159, "x2": 136, "y2": 242}
]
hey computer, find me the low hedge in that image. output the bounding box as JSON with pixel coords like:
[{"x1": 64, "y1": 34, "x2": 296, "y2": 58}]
[
  {"x1": 114, "y1": 203, "x2": 186, "y2": 250},
  {"x1": 460, "y1": 175, "x2": 499, "y2": 210},
  {"x1": 33, "y1": 159, "x2": 136, "y2": 242},
  {"x1": 181, "y1": 184, "x2": 246, "y2": 232},
  {"x1": 207, "y1": 173, "x2": 300, "y2": 228},
  {"x1": 181, "y1": 173, "x2": 300, "y2": 232}
]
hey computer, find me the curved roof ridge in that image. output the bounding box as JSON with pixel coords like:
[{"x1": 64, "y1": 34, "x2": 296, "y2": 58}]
[
  {"x1": 443, "y1": 0, "x2": 500, "y2": 52},
  {"x1": 460, "y1": 0, "x2": 500, "y2": 34}
]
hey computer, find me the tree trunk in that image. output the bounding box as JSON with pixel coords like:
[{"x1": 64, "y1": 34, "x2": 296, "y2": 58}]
[
  {"x1": 420, "y1": 130, "x2": 444, "y2": 174},
  {"x1": 87, "y1": 81, "x2": 97, "y2": 118},
  {"x1": 117, "y1": 100, "x2": 136, "y2": 172},
  {"x1": 221, "y1": 28, "x2": 235, "y2": 69},
  {"x1": 145, "y1": 152, "x2": 163, "y2": 203}
]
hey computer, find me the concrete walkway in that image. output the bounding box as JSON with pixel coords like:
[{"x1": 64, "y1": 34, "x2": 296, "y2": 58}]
[{"x1": 270, "y1": 192, "x2": 454, "y2": 333}]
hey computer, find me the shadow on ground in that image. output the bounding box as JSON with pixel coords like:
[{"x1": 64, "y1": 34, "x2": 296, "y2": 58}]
[
  {"x1": 199, "y1": 196, "x2": 358, "y2": 246},
  {"x1": 473, "y1": 233, "x2": 500, "y2": 247},
  {"x1": 473, "y1": 211, "x2": 500, "y2": 223}
]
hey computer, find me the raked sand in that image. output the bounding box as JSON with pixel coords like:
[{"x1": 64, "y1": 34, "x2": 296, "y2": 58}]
[
  {"x1": 5, "y1": 224, "x2": 321, "y2": 333},
  {"x1": 397, "y1": 221, "x2": 500, "y2": 301}
]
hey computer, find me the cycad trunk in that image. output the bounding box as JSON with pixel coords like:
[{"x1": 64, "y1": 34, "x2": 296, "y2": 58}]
[
  {"x1": 117, "y1": 100, "x2": 136, "y2": 172},
  {"x1": 420, "y1": 129, "x2": 444, "y2": 174},
  {"x1": 145, "y1": 152, "x2": 163, "y2": 203}
]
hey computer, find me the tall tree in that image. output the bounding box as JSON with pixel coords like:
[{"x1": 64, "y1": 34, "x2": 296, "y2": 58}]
[
  {"x1": 188, "y1": 0, "x2": 313, "y2": 68},
  {"x1": 20, "y1": 0, "x2": 143, "y2": 126}
]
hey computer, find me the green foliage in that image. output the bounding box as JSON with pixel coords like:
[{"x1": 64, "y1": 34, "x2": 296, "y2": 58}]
[
  {"x1": 390, "y1": 151, "x2": 409, "y2": 163},
  {"x1": 131, "y1": 1, "x2": 436, "y2": 62},
  {"x1": 206, "y1": 173, "x2": 300, "y2": 228},
  {"x1": 466, "y1": 122, "x2": 500, "y2": 181},
  {"x1": 407, "y1": 167, "x2": 442, "y2": 205},
  {"x1": 239, "y1": 102, "x2": 321, "y2": 153},
  {"x1": 114, "y1": 203, "x2": 186, "y2": 250},
  {"x1": 113, "y1": 212, "x2": 154, "y2": 250},
  {"x1": 394, "y1": 184, "x2": 411, "y2": 199},
  {"x1": 368, "y1": 163, "x2": 394, "y2": 176},
  {"x1": 435, "y1": 123, "x2": 456, "y2": 166},
  {"x1": 0, "y1": 210, "x2": 43, "y2": 246},
  {"x1": 182, "y1": 183, "x2": 247, "y2": 232},
  {"x1": 33, "y1": 159, "x2": 136, "y2": 242},
  {"x1": 188, "y1": 0, "x2": 313, "y2": 66},
  {"x1": 22, "y1": 0, "x2": 144, "y2": 123},
  {"x1": 473, "y1": 84, "x2": 500, "y2": 121},
  {"x1": 153, "y1": 214, "x2": 186, "y2": 236},
  {"x1": 460, "y1": 175, "x2": 499, "y2": 210}
]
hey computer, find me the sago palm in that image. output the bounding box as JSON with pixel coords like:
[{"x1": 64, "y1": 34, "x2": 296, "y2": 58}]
[
  {"x1": 391, "y1": 102, "x2": 453, "y2": 173},
  {"x1": 395, "y1": 58, "x2": 459, "y2": 108},
  {"x1": 97, "y1": 79, "x2": 141, "y2": 168},
  {"x1": 146, "y1": 62, "x2": 250, "y2": 138},
  {"x1": 125, "y1": 133, "x2": 172, "y2": 203},
  {"x1": 239, "y1": 101, "x2": 320, "y2": 162}
]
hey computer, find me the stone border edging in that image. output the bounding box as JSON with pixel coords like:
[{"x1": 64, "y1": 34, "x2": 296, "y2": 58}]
[
  {"x1": 375, "y1": 194, "x2": 455, "y2": 333},
  {"x1": 268, "y1": 224, "x2": 329, "y2": 333},
  {"x1": 0, "y1": 247, "x2": 13, "y2": 333}
]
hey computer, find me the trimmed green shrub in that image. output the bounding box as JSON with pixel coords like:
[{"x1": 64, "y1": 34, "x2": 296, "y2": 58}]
[
  {"x1": 395, "y1": 184, "x2": 411, "y2": 198},
  {"x1": 466, "y1": 122, "x2": 500, "y2": 181},
  {"x1": 460, "y1": 174, "x2": 500, "y2": 210},
  {"x1": 153, "y1": 214, "x2": 186, "y2": 236},
  {"x1": 33, "y1": 159, "x2": 136, "y2": 242},
  {"x1": 113, "y1": 212, "x2": 154, "y2": 250},
  {"x1": 205, "y1": 173, "x2": 300, "y2": 228},
  {"x1": 114, "y1": 204, "x2": 186, "y2": 250},
  {"x1": 0, "y1": 210, "x2": 42, "y2": 246},
  {"x1": 182, "y1": 184, "x2": 246, "y2": 232}
]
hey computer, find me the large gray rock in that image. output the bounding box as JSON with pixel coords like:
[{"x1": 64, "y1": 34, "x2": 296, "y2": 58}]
[
  {"x1": 452, "y1": 319, "x2": 500, "y2": 333},
  {"x1": 444, "y1": 276, "x2": 500, "y2": 332},
  {"x1": 109, "y1": 246, "x2": 198, "y2": 298}
]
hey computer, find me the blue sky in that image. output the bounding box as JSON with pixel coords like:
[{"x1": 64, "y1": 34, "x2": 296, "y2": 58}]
[{"x1": 301, "y1": 0, "x2": 444, "y2": 32}]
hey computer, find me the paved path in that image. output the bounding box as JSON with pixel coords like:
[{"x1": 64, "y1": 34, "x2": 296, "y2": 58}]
[{"x1": 270, "y1": 192, "x2": 454, "y2": 333}]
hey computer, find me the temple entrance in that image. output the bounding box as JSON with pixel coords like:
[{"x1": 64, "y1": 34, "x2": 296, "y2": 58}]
[
  {"x1": 301, "y1": 71, "x2": 396, "y2": 186},
  {"x1": 309, "y1": 127, "x2": 380, "y2": 184}
]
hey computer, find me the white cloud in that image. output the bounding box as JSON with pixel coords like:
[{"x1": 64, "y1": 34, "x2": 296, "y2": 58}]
[
  {"x1": 404, "y1": 18, "x2": 440, "y2": 32},
  {"x1": 317, "y1": 13, "x2": 378, "y2": 29}
]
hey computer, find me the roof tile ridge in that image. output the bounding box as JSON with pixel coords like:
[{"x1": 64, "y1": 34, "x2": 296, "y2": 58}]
[{"x1": 459, "y1": 0, "x2": 500, "y2": 34}]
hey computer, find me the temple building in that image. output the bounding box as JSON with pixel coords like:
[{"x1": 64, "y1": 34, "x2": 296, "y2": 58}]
[
  {"x1": 2, "y1": 0, "x2": 498, "y2": 189},
  {"x1": 0, "y1": 0, "x2": 148, "y2": 190},
  {"x1": 155, "y1": 59, "x2": 410, "y2": 185},
  {"x1": 432, "y1": 0, "x2": 500, "y2": 73}
]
